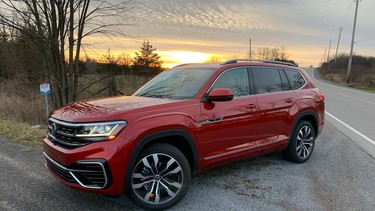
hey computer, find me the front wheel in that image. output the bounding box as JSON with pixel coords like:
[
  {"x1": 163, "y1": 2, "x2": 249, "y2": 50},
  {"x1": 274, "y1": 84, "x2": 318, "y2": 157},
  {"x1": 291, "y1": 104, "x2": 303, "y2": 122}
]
[
  {"x1": 283, "y1": 120, "x2": 316, "y2": 163},
  {"x1": 127, "y1": 143, "x2": 191, "y2": 210}
]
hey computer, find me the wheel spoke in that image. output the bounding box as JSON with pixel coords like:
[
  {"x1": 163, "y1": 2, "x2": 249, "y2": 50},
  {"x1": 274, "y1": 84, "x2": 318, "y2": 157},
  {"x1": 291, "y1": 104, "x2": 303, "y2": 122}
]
[
  {"x1": 133, "y1": 173, "x2": 153, "y2": 180},
  {"x1": 304, "y1": 141, "x2": 313, "y2": 147},
  {"x1": 155, "y1": 181, "x2": 161, "y2": 204},
  {"x1": 142, "y1": 157, "x2": 154, "y2": 174},
  {"x1": 305, "y1": 127, "x2": 311, "y2": 138},
  {"x1": 296, "y1": 145, "x2": 302, "y2": 154},
  {"x1": 306, "y1": 137, "x2": 313, "y2": 142},
  {"x1": 302, "y1": 144, "x2": 308, "y2": 157},
  {"x1": 162, "y1": 178, "x2": 182, "y2": 189},
  {"x1": 144, "y1": 181, "x2": 156, "y2": 201},
  {"x1": 152, "y1": 154, "x2": 159, "y2": 173},
  {"x1": 298, "y1": 130, "x2": 303, "y2": 138},
  {"x1": 132, "y1": 179, "x2": 153, "y2": 189},
  {"x1": 159, "y1": 157, "x2": 175, "y2": 175},
  {"x1": 163, "y1": 165, "x2": 182, "y2": 177},
  {"x1": 297, "y1": 135, "x2": 302, "y2": 141},
  {"x1": 160, "y1": 180, "x2": 177, "y2": 198}
]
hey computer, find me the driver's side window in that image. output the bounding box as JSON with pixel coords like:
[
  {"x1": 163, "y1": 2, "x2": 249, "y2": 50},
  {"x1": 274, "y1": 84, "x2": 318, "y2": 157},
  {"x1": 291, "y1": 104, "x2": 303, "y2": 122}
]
[{"x1": 211, "y1": 67, "x2": 250, "y2": 97}]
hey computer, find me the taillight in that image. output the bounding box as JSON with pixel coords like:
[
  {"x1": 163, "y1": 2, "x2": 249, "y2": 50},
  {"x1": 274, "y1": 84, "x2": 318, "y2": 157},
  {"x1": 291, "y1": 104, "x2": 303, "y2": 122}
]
[{"x1": 318, "y1": 93, "x2": 325, "y2": 102}]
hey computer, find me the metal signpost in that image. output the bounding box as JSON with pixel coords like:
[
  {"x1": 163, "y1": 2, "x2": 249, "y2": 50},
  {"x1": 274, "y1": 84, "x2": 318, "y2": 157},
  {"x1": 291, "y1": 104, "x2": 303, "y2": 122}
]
[{"x1": 40, "y1": 83, "x2": 51, "y2": 118}]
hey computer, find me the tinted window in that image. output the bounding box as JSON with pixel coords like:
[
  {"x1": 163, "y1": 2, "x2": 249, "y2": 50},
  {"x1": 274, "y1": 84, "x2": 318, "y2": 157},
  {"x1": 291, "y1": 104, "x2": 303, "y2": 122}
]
[
  {"x1": 280, "y1": 70, "x2": 292, "y2": 91},
  {"x1": 211, "y1": 67, "x2": 250, "y2": 97},
  {"x1": 253, "y1": 67, "x2": 283, "y2": 94},
  {"x1": 285, "y1": 69, "x2": 306, "y2": 90}
]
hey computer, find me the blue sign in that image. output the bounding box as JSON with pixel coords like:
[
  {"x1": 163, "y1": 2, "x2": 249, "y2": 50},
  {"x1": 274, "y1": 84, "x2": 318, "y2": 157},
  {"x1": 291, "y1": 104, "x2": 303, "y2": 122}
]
[{"x1": 40, "y1": 83, "x2": 51, "y2": 95}]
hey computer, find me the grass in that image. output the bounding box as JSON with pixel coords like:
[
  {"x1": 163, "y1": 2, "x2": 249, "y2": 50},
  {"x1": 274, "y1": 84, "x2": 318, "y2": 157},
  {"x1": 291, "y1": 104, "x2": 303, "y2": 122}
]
[
  {"x1": 0, "y1": 79, "x2": 47, "y2": 125},
  {"x1": 0, "y1": 74, "x2": 149, "y2": 151},
  {"x1": 347, "y1": 84, "x2": 375, "y2": 93},
  {"x1": 0, "y1": 118, "x2": 46, "y2": 150},
  {"x1": 317, "y1": 71, "x2": 375, "y2": 93}
]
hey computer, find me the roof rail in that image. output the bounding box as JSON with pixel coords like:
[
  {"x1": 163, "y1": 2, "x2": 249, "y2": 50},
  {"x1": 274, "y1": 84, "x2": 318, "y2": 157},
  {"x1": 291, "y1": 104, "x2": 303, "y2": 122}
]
[
  {"x1": 221, "y1": 59, "x2": 298, "y2": 67},
  {"x1": 173, "y1": 63, "x2": 197, "y2": 68}
]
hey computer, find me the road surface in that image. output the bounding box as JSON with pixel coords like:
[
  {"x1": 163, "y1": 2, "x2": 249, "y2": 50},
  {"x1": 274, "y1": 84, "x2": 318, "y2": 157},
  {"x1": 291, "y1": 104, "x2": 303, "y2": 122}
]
[
  {"x1": 1, "y1": 123, "x2": 374, "y2": 210},
  {"x1": 305, "y1": 68, "x2": 375, "y2": 158}
]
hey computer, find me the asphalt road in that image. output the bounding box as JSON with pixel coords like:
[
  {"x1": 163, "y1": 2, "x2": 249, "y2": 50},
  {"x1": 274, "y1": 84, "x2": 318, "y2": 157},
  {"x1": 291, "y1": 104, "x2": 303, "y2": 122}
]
[
  {"x1": 305, "y1": 68, "x2": 375, "y2": 158},
  {"x1": 1, "y1": 120, "x2": 375, "y2": 210}
]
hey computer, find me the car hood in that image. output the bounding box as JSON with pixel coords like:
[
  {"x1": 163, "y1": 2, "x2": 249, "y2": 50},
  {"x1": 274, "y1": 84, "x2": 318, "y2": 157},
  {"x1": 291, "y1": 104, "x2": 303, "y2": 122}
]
[{"x1": 50, "y1": 96, "x2": 178, "y2": 122}]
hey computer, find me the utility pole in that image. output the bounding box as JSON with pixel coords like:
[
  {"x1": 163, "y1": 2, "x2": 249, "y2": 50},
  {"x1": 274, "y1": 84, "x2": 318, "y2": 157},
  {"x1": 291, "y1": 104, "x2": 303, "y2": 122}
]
[
  {"x1": 249, "y1": 38, "x2": 252, "y2": 59},
  {"x1": 346, "y1": 0, "x2": 360, "y2": 84},
  {"x1": 327, "y1": 38, "x2": 332, "y2": 62},
  {"x1": 324, "y1": 48, "x2": 327, "y2": 63},
  {"x1": 334, "y1": 27, "x2": 343, "y2": 65}
]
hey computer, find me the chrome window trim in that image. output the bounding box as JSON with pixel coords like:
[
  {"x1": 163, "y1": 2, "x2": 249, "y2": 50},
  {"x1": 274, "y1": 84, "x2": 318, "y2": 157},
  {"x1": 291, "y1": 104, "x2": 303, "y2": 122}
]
[{"x1": 283, "y1": 68, "x2": 308, "y2": 90}]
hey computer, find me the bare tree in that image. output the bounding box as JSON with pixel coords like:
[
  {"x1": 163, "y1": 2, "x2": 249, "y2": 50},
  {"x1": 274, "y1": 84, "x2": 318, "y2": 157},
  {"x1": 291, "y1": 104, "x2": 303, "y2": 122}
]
[
  {"x1": 0, "y1": 0, "x2": 133, "y2": 107},
  {"x1": 97, "y1": 49, "x2": 121, "y2": 96},
  {"x1": 205, "y1": 56, "x2": 221, "y2": 63},
  {"x1": 256, "y1": 47, "x2": 272, "y2": 60},
  {"x1": 280, "y1": 46, "x2": 288, "y2": 60},
  {"x1": 256, "y1": 46, "x2": 289, "y2": 61}
]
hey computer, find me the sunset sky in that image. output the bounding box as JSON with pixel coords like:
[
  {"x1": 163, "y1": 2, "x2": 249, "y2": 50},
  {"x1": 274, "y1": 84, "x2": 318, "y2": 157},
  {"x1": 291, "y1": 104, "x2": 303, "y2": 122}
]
[{"x1": 85, "y1": 0, "x2": 375, "y2": 68}]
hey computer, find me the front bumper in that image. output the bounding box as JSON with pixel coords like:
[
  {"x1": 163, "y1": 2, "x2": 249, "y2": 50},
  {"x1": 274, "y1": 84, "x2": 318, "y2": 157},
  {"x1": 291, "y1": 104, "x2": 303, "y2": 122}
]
[{"x1": 43, "y1": 135, "x2": 132, "y2": 195}]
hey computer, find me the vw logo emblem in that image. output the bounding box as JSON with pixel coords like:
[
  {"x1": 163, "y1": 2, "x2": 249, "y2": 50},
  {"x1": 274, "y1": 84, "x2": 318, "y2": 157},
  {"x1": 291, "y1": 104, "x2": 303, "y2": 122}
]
[{"x1": 51, "y1": 123, "x2": 57, "y2": 136}]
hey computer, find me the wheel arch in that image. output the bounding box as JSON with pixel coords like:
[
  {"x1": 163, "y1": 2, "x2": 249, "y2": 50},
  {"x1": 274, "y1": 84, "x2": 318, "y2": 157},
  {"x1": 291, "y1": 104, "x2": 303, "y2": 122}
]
[
  {"x1": 124, "y1": 129, "x2": 198, "y2": 193},
  {"x1": 290, "y1": 111, "x2": 318, "y2": 138}
]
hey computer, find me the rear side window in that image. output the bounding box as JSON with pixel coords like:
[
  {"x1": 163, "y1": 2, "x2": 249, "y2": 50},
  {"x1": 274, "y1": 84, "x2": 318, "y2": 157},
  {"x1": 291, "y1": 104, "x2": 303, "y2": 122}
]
[
  {"x1": 252, "y1": 67, "x2": 283, "y2": 94},
  {"x1": 285, "y1": 69, "x2": 306, "y2": 90},
  {"x1": 280, "y1": 70, "x2": 292, "y2": 91}
]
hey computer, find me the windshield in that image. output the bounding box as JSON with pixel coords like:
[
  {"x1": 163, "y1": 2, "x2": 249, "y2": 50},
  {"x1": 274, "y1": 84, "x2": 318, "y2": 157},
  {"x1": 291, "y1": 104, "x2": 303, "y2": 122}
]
[{"x1": 134, "y1": 68, "x2": 216, "y2": 99}]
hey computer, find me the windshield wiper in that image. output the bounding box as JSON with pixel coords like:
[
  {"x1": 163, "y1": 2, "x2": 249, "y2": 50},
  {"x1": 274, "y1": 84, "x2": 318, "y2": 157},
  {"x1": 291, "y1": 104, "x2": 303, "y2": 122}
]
[{"x1": 138, "y1": 93, "x2": 165, "y2": 98}]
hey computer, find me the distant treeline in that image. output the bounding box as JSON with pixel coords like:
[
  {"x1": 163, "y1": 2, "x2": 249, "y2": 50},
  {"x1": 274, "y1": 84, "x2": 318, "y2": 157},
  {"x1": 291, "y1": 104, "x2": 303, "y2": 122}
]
[{"x1": 319, "y1": 54, "x2": 375, "y2": 88}]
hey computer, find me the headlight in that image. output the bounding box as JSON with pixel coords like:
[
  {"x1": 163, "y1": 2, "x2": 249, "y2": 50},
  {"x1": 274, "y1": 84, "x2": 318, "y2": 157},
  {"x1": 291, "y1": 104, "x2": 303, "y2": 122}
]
[{"x1": 75, "y1": 121, "x2": 127, "y2": 140}]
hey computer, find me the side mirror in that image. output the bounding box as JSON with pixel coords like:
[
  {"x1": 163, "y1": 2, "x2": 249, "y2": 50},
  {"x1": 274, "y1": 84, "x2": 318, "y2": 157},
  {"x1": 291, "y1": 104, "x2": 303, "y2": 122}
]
[{"x1": 206, "y1": 88, "x2": 234, "y2": 102}]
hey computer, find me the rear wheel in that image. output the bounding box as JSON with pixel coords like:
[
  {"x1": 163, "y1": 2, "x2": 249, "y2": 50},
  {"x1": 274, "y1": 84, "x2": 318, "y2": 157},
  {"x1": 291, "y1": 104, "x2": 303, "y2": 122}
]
[
  {"x1": 127, "y1": 143, "x2": 191, "y2": 210},
  {"x1": 283, "y1": 120, "x2": 316, "y2": 163}
]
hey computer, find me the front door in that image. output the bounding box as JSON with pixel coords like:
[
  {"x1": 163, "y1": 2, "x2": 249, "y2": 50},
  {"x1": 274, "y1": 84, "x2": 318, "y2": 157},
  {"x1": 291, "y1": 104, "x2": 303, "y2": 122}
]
[{"x1": 199, "y1": 67, "x2": 259, "y2": 166}]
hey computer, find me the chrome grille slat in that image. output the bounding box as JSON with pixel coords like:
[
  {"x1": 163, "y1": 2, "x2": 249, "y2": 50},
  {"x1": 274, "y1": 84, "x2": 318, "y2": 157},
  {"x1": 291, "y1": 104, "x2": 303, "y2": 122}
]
[
  {"x1": 46, "y1": 158, "x2": 77, "y2": 184},
  {"x1": 47, "y1": 118, "x2": 90, "y2": 149}
]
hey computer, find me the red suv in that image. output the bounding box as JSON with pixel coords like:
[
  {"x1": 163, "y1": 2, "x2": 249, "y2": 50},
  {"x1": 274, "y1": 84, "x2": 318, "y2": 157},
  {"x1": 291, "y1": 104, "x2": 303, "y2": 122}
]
[{"x1": 43, "y1": 59, "x2": 325, "y2": 210}]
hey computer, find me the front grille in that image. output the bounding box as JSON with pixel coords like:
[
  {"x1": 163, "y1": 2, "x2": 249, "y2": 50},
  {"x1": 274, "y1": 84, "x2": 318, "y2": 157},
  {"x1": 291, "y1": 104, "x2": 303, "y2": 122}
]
[
  {"x1": 44, "y1": 152, "x2": 111, "y2": 189},
  {"x1": 47, "y1": 118, "x2": 90, "y2": 149}
]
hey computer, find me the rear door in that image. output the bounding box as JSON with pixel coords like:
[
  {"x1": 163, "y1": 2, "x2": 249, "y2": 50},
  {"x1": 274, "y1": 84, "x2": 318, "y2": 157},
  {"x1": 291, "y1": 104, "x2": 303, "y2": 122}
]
[{"x1": 251, "y1": 66, "x2": 297, "y2": 149}]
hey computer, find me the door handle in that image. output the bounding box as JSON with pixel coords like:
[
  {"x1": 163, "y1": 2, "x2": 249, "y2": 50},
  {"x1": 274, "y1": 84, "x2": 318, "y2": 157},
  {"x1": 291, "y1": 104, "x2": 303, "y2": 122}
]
[
  {"x1": 285, "y1": 98, "x2": 293, "y2": 103},
  {"x1": 247, "y1": 104, "x2": 256, "y2": 109}
]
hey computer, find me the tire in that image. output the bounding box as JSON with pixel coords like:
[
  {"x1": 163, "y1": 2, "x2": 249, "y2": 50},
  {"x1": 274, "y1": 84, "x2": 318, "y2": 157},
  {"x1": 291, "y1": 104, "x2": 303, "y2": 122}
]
[
  {"x1": 127, "y1": 143, "x2": 191, "y2": 210},
  {"x1": 283, "y1": 120, "x2": 316, "y2": 163}
]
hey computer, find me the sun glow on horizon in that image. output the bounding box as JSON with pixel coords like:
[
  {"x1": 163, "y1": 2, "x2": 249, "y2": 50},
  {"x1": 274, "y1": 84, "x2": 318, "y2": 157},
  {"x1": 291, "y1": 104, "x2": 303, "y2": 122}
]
[{"x1": 158, "y1": 51, "x2": 212, "y2": 68}]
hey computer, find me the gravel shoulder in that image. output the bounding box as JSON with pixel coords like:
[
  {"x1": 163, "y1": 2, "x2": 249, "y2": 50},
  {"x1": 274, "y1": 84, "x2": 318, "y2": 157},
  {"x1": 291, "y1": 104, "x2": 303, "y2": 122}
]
[{"x1": 1, "y1": 122, "x2": 374, "y2": 210}]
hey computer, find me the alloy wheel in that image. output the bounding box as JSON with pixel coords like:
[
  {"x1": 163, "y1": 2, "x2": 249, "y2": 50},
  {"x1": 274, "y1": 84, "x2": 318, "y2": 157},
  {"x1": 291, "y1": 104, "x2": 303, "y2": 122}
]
[
  {"x1": 296, "y1": 125, "x2": 314, "y2": 159},
  {"x1": 131, "y1": 153, "x2": 184, "y2": 205}
]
